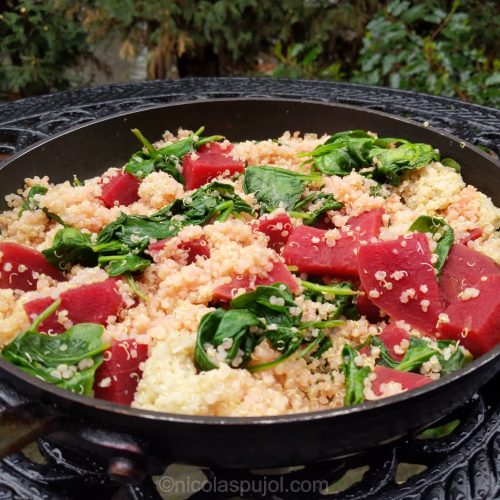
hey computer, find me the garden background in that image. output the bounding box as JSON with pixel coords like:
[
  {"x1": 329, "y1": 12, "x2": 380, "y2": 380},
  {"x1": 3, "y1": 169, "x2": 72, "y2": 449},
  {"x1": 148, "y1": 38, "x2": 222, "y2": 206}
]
[{"x1": 0, "y1": 0, "x2": 498, "y2": 107}]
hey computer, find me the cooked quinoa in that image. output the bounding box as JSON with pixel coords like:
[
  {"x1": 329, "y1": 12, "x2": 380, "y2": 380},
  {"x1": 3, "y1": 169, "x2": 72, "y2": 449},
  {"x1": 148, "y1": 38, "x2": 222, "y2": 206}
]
[{"x1": 1, "y1": 128, "x2": 499, "y2": 416}]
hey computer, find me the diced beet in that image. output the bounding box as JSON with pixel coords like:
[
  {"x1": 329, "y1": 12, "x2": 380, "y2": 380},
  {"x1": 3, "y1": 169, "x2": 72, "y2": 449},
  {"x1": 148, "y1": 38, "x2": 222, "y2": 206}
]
[
  {"x1": 0, "y1": 242, "x2": 65, "y2": 291},
  {"x1": 459, "y1": 228, "x2": 483, "y2": 245},
  {"x1": 357, "y1": 286, "x2": 383, "y2": 323},
  {"x1": 379, "y1": 324, "x2": 411, "y2": 361},
  {"x1": 437, "y1": 274, "x2": 500, "y2": 356},
  {"x1": 357, "y1": 233, "x2": 443, "y2": 334},
  {"x1": 283, "y1": 225, "x2": 328, "y2": 275},
  {"x1": 24, "y1": 297, "x2": 61, "y2": 333},
  {"x1": 213, "y1": 260, "x2": 299, "y2": 301},
  {"x1": 23, "y1": 278, "x2": 125, "y2": 334},
  {"x1": 253, "y1": 214, "x2": 293, "y2": 252},
  {"x1": 182, "y1": 146, "x2": 245, "y2": 190},
  {"x1": 148, "y1": 237, "x2": 210, "y2": 264},
  {"x1": 347, "y1": 209, "x2": 385, "y2": 241},
  {"x1": 371, "y1": 365, "x2": 432, "y2": 397},
  {"x1": 147, "y1": 239, "x2": 168, "y2": 256},
  {"x1": 197, "y1": 142, "x2": 234, "y2": 154},
  {"x1": 282, "y1": 209, "x2": 384, "y2": 279},
  {"x1": 439, "y1": 244, "x2": 500, "y2": 307},
  {"x1": 94, "y1": 339, "x2": 148, "y2": 406},
  {"x1": 99, "y1": 171, "x2": 141, "y2": 208},
  {"x1": 180, "y1": 238, "x2": 210, "y2": 264}
]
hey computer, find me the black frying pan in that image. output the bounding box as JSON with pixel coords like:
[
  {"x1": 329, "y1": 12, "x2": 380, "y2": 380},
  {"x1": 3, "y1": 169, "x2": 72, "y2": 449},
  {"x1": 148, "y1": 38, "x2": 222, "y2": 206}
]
[{"x1": 0, "y1": 98, "x2": 499, "y2": 469}]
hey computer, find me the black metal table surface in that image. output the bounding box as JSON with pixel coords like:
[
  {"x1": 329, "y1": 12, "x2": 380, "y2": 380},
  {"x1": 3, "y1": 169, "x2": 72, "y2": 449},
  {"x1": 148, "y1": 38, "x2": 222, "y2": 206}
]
[{"x1": 0, "y1": 78, "x2": 499, "y2": 500}]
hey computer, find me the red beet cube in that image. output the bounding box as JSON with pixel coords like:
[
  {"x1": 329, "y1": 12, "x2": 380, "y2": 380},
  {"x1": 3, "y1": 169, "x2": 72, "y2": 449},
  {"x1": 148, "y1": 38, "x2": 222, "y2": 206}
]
[
  {"x1": 99, "y1": 171, "x2": 141, "y2": 208},
  {"x1": 24, "y1": 278, "x2": 125, "y2": 334},
  {"x1": 253, "y1": 213, "x2": 293, "y2": 252},
  {"x1": 371, "y1": 365, "x2": 432, "y2": 397},
  {"x1": 437, "y1": 274, "x2": 500, "y2": 356},
  {"x1": 439, "y1": 244, "x2": 500, "y2": 307},
  {"x1": 0, "y1": 242, "x2": 65, "y2": 291},
  {"x1": 357, "y1": 233, "x2": 443, "y2": 334},
  {"x1": 94, "y1": 338, "x2": 148, "y2": 406},
  {"x1": 182, "y1": 145, "x2": 245, "y2": 190},
  {"x1": 282, "y1": 209, "x2": 384, "y2": 279},
  {"x1": 213, "y1": 260, "x2": 298, "y2": 302}
]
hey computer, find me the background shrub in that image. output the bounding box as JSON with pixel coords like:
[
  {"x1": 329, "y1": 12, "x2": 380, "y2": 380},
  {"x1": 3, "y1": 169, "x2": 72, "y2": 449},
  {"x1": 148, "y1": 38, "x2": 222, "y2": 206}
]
[
  {"x1": 0, "y1": 0, "x2": 498, "y2": 106},
  {"x1": 0, "y1": 0, "x2": 89, "y2": 98},
  {"x1": 353, "y1": 0, "x2": 499, "y2": 106}
]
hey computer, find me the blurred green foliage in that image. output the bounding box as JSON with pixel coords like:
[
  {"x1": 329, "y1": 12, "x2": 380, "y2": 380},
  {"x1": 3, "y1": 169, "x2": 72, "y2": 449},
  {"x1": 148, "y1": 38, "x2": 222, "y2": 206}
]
[
  {"x1": 0, "y1": 0, "x2": 498, "y2": 107},
  {"x1": 353, "y1": 0, "x2": 500, "y2": 106},
  {"x1": 0, "y1": 0, "x2": 88, "y2": 97},
  {"x1": 74, "y1": 0, "x2": 376, "y2": 79},
  {"x1": 271, "y1": 43, "x2": 344, "y2": 81}
]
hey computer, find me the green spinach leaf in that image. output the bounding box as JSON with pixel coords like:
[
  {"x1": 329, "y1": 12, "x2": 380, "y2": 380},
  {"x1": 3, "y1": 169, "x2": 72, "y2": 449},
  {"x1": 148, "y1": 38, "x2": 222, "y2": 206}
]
[
  {"x1": 99, "y1": 254, "x2": 151, "y2": 276},
  {"x1": 409, "y1": 215, "x2": 454, "y2": 276},
  {"x1": 195, "y1": 308, "x2": 260, "y2": 371},
  {"x1": 44, "y1": 182, "x2": 252, "y2": 278},
  {"x1": 42, "y1": 227, "x2": 97, "y2": 270},
  {"x1": 195, "y1": 284, "x2": 344, "y2": 373},
  {"x1": 243, "y1": 165, "x2": 321, "y2": 213},
  {"x1": 19, "y1": 185, "x2": 66, "y2": 225},
  {"x1": 396, "y1": 337, "x2": 442, "y2": 372},
  {"x1": 230, "y1": 283, "x2": 298, "y2": 325},
  {"x1": 437, "y1": 340, "x2": 473, "y2": 375},
  {"x1": 124, "y1": 126, "x2": 224, "y2": 182},
  {"x1": 373, "y1": 336, "x2": 472, "y2": 375},
  {"x1": 289, "y1": 193, "x2": 343, "y2": 225},
  {"x1": 301, "y1": 130, "x2": 441, "y2": 186},
  {"x1": 1, "y1": 299, "x2": 109, "y2": 395},
  {"x1": 368, "y1": 142, "x2": 438, "y2": 186},
  {"x1": 341, "y1": 344, "x2": 371, "y2": 406}
]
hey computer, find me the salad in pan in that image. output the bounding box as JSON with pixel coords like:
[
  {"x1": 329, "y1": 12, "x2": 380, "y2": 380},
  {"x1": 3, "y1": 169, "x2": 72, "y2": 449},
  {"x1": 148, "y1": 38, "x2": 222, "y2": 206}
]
[{"x1": 0, "y1": 126, "x2": 498, "y2": 416}]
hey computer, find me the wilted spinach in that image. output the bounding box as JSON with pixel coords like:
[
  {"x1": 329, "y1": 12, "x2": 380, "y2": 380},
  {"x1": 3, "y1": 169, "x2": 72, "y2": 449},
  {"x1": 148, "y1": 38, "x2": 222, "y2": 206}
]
[
  {"x1": 397, "y1": 337, "x2": 471, "y2": 375},
  {"x1": 43, "y1": 182, "x2": 252, "y2": 277},
  {"x1": 243, "y1": 165, "x2": 322, "y2": 213},
  {"x1": 195, "y1": 308, "x2": 260, "y2": 371},
  {"x1": 369, "y1": 335, "x2": 471, "y2": 376},
  {"x1": 301, "y1": 280, "x2": 361, "y2": 320},
  {"x1": 341, "y1": 344, "x2": 371, "y2": 406},
  {"x1": 19, "y1": 185, "x2": 66, "y2": 225},
  {"x1": 300, "y1": 130, "x2": 440, "y2": 186},
  {"x1": 289, "y1": 193, "x2": 343, "y2": 225},
  {"x1": 409, "y1": 215, "x2": 454, "y2": 276},
  {"x1": 97, "y1": 182, "x2": 252, "y2": 251},
  {"x1": 124, "y1": 126, "x2": 224, "y2": 182},
  {"x1": 195, "y1": 284, "x2": 343, "y2": 372},
  {"x1": 19, "y1": 185, "x2": 48, "y2": 215},
  {"x1": 43, "y1": 228, "x2": 98, "y2": 270},
  {"x1": 1, "y1": 299, "x2": 109, "y2": 395}
]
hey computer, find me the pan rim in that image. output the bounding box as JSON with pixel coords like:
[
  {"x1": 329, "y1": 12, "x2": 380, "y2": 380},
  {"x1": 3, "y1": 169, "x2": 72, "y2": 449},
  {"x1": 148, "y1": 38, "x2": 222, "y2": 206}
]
[
  {"x1": 2, "y1": 97, "x2": 499, "y2": 170},
  {"x1": 0, "y1": 96, "x2": 499, "y2": 425}
]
